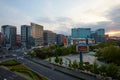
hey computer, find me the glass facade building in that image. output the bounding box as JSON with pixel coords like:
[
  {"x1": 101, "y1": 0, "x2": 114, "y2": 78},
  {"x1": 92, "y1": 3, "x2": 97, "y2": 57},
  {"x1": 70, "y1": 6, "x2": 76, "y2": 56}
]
[
  {"x1": 96, "y1": 29, "x2": 105, "y2": 36},
  {"x1": 71, "y1": 28, "x2": 106, "y2": 44},
  {"x1": 72, "y1": 28, "x2": 91, "y2": 38},
  {"x1": 21, "y1": 25, "x2": 31, "y2": 48},
  {"x1": 91, "y1": 29, "x2": 106, "y2": 43},
  {"x1": 1, "y1": 25, "x2": 16, "y2": 49}
]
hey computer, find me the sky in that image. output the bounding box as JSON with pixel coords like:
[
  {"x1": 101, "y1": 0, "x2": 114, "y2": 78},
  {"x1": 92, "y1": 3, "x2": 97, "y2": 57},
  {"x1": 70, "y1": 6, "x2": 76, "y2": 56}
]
[{"x1": 0, "y1": 0, "x2": 120, "y2": 36}]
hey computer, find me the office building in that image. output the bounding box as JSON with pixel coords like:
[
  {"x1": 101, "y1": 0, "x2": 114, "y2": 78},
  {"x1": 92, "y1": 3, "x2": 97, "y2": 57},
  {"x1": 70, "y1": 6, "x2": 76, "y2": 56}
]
[
  {"x1": 30, "y1": 22, "x2": 43, "y2": 46},
  {"x1": 96, "y1": 29, "x2": 105, "y2": 36},
  {"x1": 56, "y1": 34, "x2": 64, "y2": 44},
  {"x1": 91, "y1": 29, "x2": 106, "y2": 43},
  {"x1": 21, "y1": 25, "x2": 31, "y2": 48},
  {"x1": 71, "y1": 28, "x2": 91, "y2": 45},
  {"x1": 1, "y1": 25, "x2": 16, "y2": 49},
  {"x1": 72, "y1": 28, "x2": 91, "y2": 38},
  {"x1": 43, "y1": 30, "x2": 56, "y2": 45},
  {"x1": 71, "y1": 28, "x2": 106, "y2": 44}
]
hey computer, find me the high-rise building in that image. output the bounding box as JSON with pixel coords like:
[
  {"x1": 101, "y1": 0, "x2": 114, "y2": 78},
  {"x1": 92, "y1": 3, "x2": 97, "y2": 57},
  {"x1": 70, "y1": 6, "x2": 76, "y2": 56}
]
[
  {"x1": 43, "y1": 30, "x2": 56, "y2": 45},
  {"x1": 21, "y1": 25, "x2": 31, "y2": 48},
  {"x1": 96, "y1": 29, "x2": 105, "y2": 36},
  {"x1": 71, "y1": 28, "x2": 106, "y2": 44},
  {"x1": 71, "y1": 28, "x2": 91, "y2": 45},
  {"x1": 56, "y1": 34, "x2": 64, "y2": 44},
  {"x1": 1, "y1": 25, "x2": 16, "y2": 49},
  {"x1": 30, "y1": 23, "x2": 43, "y2": 46},
  {"x1": 72, "y1": 28, "x2": 91, "y2": 38},
  {"x1": 91, "y1": 29, "x2": 106, "y2": 43}
]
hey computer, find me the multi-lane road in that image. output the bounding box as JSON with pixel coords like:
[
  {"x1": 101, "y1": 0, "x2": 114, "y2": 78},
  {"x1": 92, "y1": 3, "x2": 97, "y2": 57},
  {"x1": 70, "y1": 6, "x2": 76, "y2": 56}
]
[
  {"x1": 0, "y1": 67, "x2": 27, "y2": 80},
  {"x1": 31, "y1": 57, "x2": 97, "y2": 80},
  {"x1": 0, "y1": 49, "x2": 98, "y2": 80},
  {"x1": 16, "y1": 58, "x2": 80, "y2": 80}
]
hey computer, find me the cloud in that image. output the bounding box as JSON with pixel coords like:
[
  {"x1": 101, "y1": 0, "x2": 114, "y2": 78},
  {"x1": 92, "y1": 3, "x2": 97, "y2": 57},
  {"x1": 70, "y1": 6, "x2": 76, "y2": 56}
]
[
  {"x1": 35, "y1": 17, "x2": 75, "y2": 35},
  {"x1": 72, "y1": 5, "x2": 120, "y2": 34},
  {"x1": 0, "y1": 2, "x2": 33, "y2": 33},
  {"x1": 107, "y1": 5, "x2": 120, "y2": 24},
  {"x1": 36, "y1": 17, "x2": 74, "y2": 24},
  {"x1": 72, "y1": 21, "x2": 111, "y2": 31},
  {"x1": 36, "y1": 4, "x2": 120, "y2": 36},
  {"x1": 104, "y1": 5, "x2": 120, "y2": 32},
  {"x1": 36, "y1": 17, "x2": 54, "y2": 23},
  {"x1": 1, "y1": 0, "x2": 120, "y2": 36}
]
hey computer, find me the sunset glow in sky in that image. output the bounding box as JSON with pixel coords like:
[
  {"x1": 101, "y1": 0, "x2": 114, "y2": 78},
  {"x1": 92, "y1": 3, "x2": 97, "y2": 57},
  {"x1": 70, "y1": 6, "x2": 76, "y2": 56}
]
[
  {"x1": 0, "y1": 0, "x2": 120, "y2": 36},
  {"x1": 105, "y1": 31, "x2": 120, "y2": 36}
]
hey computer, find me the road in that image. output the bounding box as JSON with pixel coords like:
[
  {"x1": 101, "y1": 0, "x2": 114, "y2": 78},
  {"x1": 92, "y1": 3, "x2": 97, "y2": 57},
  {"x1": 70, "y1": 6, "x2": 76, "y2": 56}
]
[
  {"x1": 16, "y1": 58, "x2": 80, "y2": 80},
  {"x1": 30, "y1": 57, "x2": 97, "y2": 80},
  {"x1": 0, "y1": 49, "x2": 97, "y2": 80},
  {"x1": 0, "y1": 58, "x2": 14, "y2": 63},
  {"x1": 0, "y1": 67, "x2": 27, "y2": 80},
  {"x1": 12, "y1": 49, "x2": 97, "y2": 80}
]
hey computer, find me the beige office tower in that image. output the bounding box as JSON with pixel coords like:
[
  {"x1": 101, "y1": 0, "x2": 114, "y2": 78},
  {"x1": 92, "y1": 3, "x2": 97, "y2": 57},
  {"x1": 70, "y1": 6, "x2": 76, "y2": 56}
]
[{"x1": 30, "y1": 22, "x2": 43, "y2": 46}]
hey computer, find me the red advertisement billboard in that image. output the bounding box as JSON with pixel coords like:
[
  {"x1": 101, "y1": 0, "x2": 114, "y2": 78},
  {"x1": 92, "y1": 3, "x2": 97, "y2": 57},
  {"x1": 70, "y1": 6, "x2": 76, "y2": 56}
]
[{"x1": 76, "y1": 44, "x2": 89, "y2": 52}]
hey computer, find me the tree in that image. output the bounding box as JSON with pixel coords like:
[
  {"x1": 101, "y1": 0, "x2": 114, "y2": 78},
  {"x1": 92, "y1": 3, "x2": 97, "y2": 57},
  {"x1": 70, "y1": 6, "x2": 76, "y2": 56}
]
[
  {"x1": 55, "y1": 48, "x2": 62, "y2": 56},
  {"x1": 89, "y1": 45, "x2": 98, "y2": 51},
  {"x1": 91, "y1": 61, "x2": 99, "y2": 74},
  {"x1": 59, "y1": 58, "x2": 63, "y2": 65},
  {"x1": 106, "y1": 63, "x2": 119, "y2": 79},
  {"x1": 55, "y1": 56, "x2": 59, "y2": 64},
  {"x1": 84, "y1": 62, "x2": 91, "y2": 72},
  {"x1": 60, "y1": 47, "x2": 68, "y2": 56},
  {"x1": 28, "y1": 51, "x2": 36, "y2": 57},
  {"x1": 72, "y1": 60, "x2": 79, "y2": 69},
  {"x1": 68, "y1": 60, "x2": 72, "y2": 68},
  {"x1": 95, "y1": 49, "x2": 103, "y2": 58},
  {"x1": 97, "y1": 40, "x2": 117, "y2": 48},
  {"x1": 98, "y1": 64, "x2": 107, "y2": 76},
  {"x1": 49, "y1": 57, "x2": 52, "y2": 63},
  {"x1": 96, "y1": 46, "x2": 120, "y2": 65},
  {"x1": 67, "y1": 45, "x2": 76, "y2": 54},
  {"x1": 79, "y1": 62, "x2": 84, "y2": 70}
]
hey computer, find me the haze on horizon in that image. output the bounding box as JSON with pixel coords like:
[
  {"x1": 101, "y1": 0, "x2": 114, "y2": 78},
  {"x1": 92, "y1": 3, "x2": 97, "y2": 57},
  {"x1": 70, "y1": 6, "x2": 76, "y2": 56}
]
[{"x1": 0, "y1": 0, "x2": 120, "y2": 36}]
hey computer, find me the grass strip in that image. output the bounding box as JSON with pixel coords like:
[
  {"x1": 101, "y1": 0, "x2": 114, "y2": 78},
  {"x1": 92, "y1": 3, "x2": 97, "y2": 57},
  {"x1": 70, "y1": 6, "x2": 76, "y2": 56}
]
[{"x1": 0, "y1": 59, "x2": 48, "y2": 80}]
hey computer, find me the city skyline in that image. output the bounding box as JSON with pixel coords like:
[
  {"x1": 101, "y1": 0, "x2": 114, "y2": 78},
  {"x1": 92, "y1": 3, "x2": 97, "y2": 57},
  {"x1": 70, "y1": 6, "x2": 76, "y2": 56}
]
[{"x1": 0, "y1": 0, "x2": 120, "y2": 36}]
